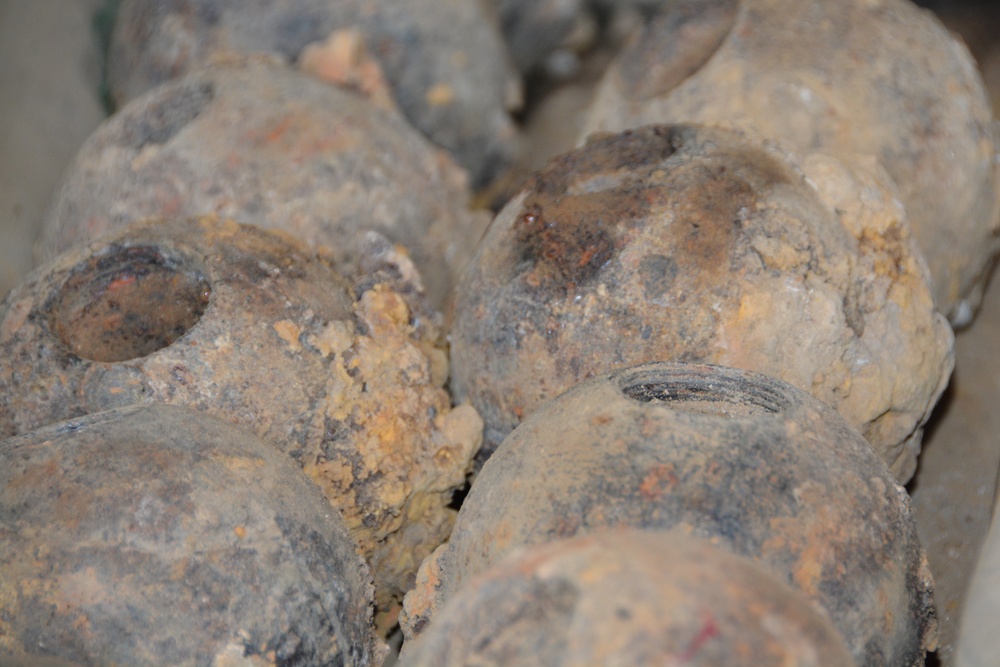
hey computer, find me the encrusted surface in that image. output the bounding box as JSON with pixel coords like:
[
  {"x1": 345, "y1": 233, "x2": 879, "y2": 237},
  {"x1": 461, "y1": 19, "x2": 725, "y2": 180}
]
[
  {"x1": 451, "y1": 125, "x2": 953, "y2": 480},
  {"x1": 39, "y1": 57, "x2": 486, "y2": 308},
  {"x1": 400, "y1": 530, "x2": 855, "y2": 667},
  {"x1": 0, "y1": 404, "x2": 382, "y2": 666},
  {"x1": 403, "y1": 362, "x2": 937, "y2": 667},
  {"x1": 584, "y1": 0, "x2": 1000, "y2": 323},
  {"x1": 2, "y1": 216, "x2": 482, "y2": 626},
  {"x1": 107, "y1": 0, "x2": 520, "y2": 186}
]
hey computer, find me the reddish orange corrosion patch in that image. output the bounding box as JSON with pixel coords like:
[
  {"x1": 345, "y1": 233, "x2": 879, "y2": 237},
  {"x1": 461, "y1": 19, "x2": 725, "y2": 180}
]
[
  {"x1": 263, "y1": 115, "x2": 294, "y2": 144},
  {"x1": 639, "y1": 463, "x2": 678, "y2": 500},
  {"x1": 515, "y1": 201, "x2": 616, "y2": 288},
  {"x1": 49, "y1": 245, "x2": 212, "y2": 362},
  {"x1": 106, "y1": 274, "x2": 137, "y2": 292},
  {"x1": 247, "y1": 112, "x2": 354, "y2": 166},
  {"x1": 512, "y1": 127, "x2": 685, "y2": 290}
]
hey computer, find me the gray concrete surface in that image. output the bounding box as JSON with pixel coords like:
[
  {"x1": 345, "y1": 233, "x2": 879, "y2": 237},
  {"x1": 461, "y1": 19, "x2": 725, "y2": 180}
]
[
  {"x1": 0, "y1": 0, "x2": 105, "y2": 297},
  {"x1": 910, "y1": 275, "x2": 1000, "y2": 665}
]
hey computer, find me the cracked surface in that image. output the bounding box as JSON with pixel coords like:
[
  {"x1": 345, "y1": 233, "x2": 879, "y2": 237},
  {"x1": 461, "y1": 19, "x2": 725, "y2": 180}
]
[{"x1": 451, "y1": 125, "x2": 953, "y2": 480}]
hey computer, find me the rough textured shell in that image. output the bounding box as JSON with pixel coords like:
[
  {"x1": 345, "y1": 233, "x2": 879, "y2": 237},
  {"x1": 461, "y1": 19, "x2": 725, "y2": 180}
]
[
  {"x1": 39, "y1": 57, "x2": 486, "y2": 308},
  {"x1": 2, "y1": 216, "x2": 483, "y2": 625},
  {"x1": 0, "y1": 404, "x2": 382, "y2": 666},
  {"x1": 400, "y1": 530, "x2": 855, "y2": 667},
  {"x1": 451, "y1": 124, "x2": 953, "y2": 481},
  {"x1": 583, "y1": 0, "x2": 1000, "y2": 323},
  {"x1": 404, "y1": 362, "x2": 936, "y2": 667},
  {"x1": 108, "y1": 0, "x2": 519, "y2": 186}
]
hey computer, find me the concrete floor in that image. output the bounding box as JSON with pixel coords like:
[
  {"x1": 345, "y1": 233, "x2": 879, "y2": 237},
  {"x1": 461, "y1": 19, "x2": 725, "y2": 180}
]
[
  {"x1": 1, "y1": 3, "x2": 998, "y2": 666},
  {"x1": 0, "y1": 0, "x2": 104, "y2": 298},
  {"x1": 909, "y1": 278, "x2": 1000, "y2": 665}
]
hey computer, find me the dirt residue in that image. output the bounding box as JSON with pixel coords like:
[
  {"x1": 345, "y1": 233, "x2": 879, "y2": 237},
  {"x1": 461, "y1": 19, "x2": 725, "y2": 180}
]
[
  {"x1": 452, "y1": 125, "x2": 952, "y2": 479},
  {"x1": 405, "y1": 362, "x2": 936, "y2": 667},
  {"x1": 585, "y1": 0, "x2": 999, "y2": 323},
  {"x1": 1, "y1": 216, "x2": 482, "y2": 628}
]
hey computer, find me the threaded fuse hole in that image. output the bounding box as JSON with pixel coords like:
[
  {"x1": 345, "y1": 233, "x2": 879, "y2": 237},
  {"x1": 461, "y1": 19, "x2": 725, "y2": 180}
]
[
  {"x1": 619, "y1": 365, "x2": 788, "y2": 418},
  {"x1": 50, "y1": 245, "x2": 211, "y2": 362}
]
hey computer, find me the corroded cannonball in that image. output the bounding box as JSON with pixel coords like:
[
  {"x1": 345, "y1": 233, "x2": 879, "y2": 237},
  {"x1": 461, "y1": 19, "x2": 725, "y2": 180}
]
[
  {"x1": 39, "y1": 56, "x2": 486, "y2": 308},
  {"x1": 583, "y1": 0, "x2": 1000, "y2": 324},
  {"x1": 107, "y1": 0, "x2": 520, "y2": 186},
  {"x1": 403, "y1": 362, "x2": 936, "y2": 667},
  {"x1": 400, "y1": 530, "x2": 855, "y2": 667},
  {"x1": 0, "y1": 404, "x2": 383, "y2": 666},
  {"x1": 1, "y1": 215, "x2": 483, "y2": 625},
  {"x1": 450, "y1": 124, "x2": 953, "y2": 481}
]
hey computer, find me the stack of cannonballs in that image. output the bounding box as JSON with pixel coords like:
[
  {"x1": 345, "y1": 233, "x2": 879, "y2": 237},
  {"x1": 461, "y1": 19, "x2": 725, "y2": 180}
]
[{"x1": 0, "y1": 0, "x2": 995, "y2": 665}]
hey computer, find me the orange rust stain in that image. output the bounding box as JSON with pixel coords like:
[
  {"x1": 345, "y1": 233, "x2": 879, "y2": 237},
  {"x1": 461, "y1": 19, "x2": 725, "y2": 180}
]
[
  {"x1": 7, "y1": 456, "x2": 60, "y2": 496},
  {"x1": 639, "y1": 463, "x2": 677, "y2": 500},
  {"x1": 577, "y1": 243, "x2": 602, "y2": 268},
  {"x1": 263, "y1": 115, "x2": 294, "y2": 144},
  {"x1": 516, "y1": 198, "x2": 616, "y2": 287},
  {"x1": 640, "y1": 415, "x2": 659, "y2": 438},
  {"x1": 106, "y1": 274, "x2": 137, "y2": 292},
  {"x1": 100, "y1": 312, "x2": 123, "y2": 330},
  {"x1": 152, "y1": 183, "x2": 183, "y2": 217},
  {"x1": 289, "y1": 132, "x2": 345, "y2": 165},
  {"x1": 793, "y1": 549, "x2": 824, "y2": 596},
  {"x1": 492, "y1": 519, "x2": 514, "y2": 552}
]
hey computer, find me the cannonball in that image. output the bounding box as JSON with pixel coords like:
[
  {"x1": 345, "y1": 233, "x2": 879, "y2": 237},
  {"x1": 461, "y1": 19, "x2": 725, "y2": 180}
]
[
  {"x1": 1, "y1": 215, "x2": 483, "y2": 625},
  {"x1": 583, "y1": 0, "x2": 1000, "y2": 324},
  {"x1": 0, "y1": 404, "x2": 383, "y2": 666},
  {"x1": 403, "y1": 362, "x2": 936, "y2": 667},
  {"x1": 451, "y1": 124, "x2": 953, "y2": 481},
  {"x1": 107, "y1": 0, "x2": 520, "y2": 186},
  {"x1": 39, "y1": 56, "x2": 486, "y2": 308},
  {"x1": 400, "y1": 530, "x2": 855, "y2": 667}
]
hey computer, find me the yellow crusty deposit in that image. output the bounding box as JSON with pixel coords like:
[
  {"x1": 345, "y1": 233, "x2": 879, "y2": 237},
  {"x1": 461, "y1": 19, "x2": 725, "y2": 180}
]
[
  {"x1": 302, "y1": 283, "x2": 483, "y2": 626},
  {"x1": 0, "y1": 216, "x2": 482, "y2": 630},
  {"x1": 716, "y1": 152, "x2": 955, "y2": 481}
]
